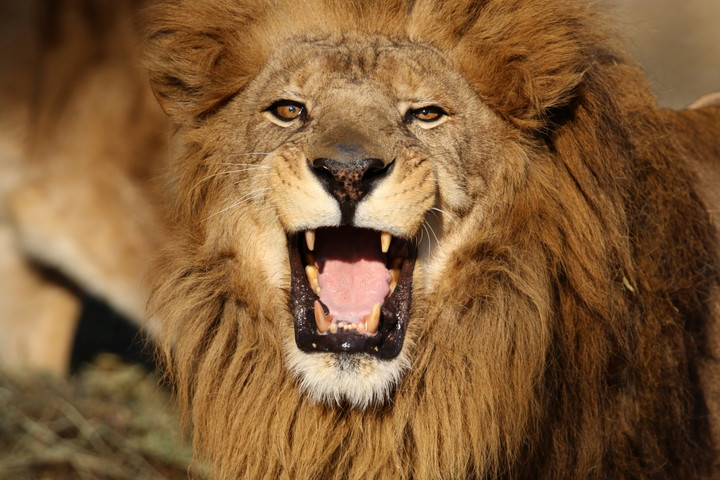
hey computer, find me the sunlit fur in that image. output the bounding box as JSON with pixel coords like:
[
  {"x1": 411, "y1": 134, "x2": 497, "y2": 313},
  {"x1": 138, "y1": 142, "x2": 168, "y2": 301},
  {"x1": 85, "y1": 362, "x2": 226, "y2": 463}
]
[{"x1": 145, "y1": 0, "x2": 720, "y2": 478}]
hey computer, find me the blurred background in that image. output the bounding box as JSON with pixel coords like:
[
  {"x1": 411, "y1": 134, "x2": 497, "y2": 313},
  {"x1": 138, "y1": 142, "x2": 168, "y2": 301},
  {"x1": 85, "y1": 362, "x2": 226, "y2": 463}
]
[
  {"x1": 612, "y1": 0, "x2": 720, "y2": 109},
  {"x1": 0, "y1": 1, "x2": 718, "y2": 479}
]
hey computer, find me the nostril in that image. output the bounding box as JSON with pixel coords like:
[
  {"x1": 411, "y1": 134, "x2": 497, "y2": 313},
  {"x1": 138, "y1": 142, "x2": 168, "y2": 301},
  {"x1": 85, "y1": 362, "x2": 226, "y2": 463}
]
[
  {"x1": 361, "y1": 159, "x2": 393, "y2": 183},
  {"x1": 309, "y1": 159, "x2": 335, "y2": 180},
  {"x1": 310, "y1": 157, "x2": 390, "y2": 184}
]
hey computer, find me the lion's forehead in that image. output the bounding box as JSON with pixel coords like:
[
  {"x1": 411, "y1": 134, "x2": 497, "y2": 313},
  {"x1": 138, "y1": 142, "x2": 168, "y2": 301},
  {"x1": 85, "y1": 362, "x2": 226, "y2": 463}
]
[{"x1": 261, "y1": 37, "x2": 460, "y2": 101}]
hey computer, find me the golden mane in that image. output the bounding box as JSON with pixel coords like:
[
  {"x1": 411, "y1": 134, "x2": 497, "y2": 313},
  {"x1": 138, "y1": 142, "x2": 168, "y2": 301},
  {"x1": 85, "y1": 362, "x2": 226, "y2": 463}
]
[{"x1": 144, "y1": 0, "x2": 720, "y2": 478}]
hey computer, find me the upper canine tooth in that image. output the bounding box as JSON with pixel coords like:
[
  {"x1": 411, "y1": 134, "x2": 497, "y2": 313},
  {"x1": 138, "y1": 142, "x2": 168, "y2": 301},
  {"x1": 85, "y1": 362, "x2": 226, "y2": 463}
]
[
  {"x1": 366, "y1": 302, "x2": 381, "y2": 334},
  {"x1": 380, "y1": 232, "x2": 392, "y2": 253},
  {"x1": 314, "y1": 300, "x2": 331, "y2": 333},
  {"x1": 305, "y1": 230, "x2": 316, "y2": 251}
]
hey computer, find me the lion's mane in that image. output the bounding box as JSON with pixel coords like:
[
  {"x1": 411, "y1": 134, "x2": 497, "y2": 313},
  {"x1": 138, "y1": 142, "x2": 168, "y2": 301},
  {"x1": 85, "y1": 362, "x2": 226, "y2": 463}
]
[{"x1": 145, "y1": 0, "x2": 720, "y2": 478}]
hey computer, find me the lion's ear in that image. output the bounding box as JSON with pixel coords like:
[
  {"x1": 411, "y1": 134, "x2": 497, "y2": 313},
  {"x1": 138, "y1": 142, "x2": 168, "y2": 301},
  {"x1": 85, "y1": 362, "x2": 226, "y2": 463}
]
[
  {"x1": 446, "y1": 1, "x2": 606, "y2": 131},
  {"x1": 143, "y1": 2, "x2": 266, "y2": 123}
]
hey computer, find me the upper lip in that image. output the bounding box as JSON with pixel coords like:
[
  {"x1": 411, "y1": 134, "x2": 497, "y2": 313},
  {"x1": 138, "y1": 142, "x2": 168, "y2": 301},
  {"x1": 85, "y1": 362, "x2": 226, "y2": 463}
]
[{"x1": 290, "y1": 226, "x2": 416, "y2": 359}]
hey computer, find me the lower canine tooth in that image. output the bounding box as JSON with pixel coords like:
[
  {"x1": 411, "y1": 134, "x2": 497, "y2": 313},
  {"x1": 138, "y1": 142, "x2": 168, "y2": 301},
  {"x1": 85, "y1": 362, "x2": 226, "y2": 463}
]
[
  {"x1": 390, "y1": 268, "x2": 400, "y2": 283},
  {"x1": 314, "y1": 300, "x2": 330, "y2": 333},
  {"x1": 305, "y1": 265, "x2": 320, "y2": 292},
  {"x1": 366, "y1": 302, "x2": 381, "y2": 334},
  {"x1": 381, "y1": 232, "x2": 392, "y2": 253},
  {"x1": 389, "y1": 268, "x2": 400, "y2": 295}
]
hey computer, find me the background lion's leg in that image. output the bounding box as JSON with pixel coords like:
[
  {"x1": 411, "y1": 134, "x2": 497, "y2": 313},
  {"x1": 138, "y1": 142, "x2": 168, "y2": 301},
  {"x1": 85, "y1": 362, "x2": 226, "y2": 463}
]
[
  {"x1": 5, "y1": 166, "x2": 163, "y2": 329},
  {"x1": 0, "y1": 223, "x2": 80, "y2": 374}
]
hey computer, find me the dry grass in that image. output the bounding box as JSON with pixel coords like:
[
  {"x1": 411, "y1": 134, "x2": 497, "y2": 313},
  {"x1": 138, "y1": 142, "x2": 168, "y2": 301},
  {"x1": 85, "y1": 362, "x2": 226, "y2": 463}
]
[{"x1": 0, "y1": 354, "x2": 205, "y2": 480}]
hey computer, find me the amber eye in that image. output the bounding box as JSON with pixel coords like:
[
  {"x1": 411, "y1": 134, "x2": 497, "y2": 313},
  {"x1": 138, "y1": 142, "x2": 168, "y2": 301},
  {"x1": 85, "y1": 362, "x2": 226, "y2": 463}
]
[
  {"x1": 268, "y1": 100, "x2": 305, "y2": 122},
  {"x1": 407, "y1": 105, "x2": 446, "y2": 123}
]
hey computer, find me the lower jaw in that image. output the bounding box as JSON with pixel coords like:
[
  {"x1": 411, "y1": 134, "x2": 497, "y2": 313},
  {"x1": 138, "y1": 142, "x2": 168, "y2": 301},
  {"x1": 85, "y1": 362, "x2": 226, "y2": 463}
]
[{"x1": 289, "y1": 231, "x2": 416, "y2": 360}]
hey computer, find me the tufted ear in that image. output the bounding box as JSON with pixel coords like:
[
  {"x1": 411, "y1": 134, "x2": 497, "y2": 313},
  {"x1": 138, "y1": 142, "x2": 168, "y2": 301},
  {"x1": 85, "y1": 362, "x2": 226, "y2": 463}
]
[{"x1": 143, "y1": 1, "x2": 269, "y2": 123}]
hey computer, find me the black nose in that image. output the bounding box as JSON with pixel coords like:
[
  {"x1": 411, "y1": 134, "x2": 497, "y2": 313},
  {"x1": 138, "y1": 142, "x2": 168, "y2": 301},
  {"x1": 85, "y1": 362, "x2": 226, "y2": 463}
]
[{"x1": 310, "y1": 157, "x2": 393, "y2": 223}]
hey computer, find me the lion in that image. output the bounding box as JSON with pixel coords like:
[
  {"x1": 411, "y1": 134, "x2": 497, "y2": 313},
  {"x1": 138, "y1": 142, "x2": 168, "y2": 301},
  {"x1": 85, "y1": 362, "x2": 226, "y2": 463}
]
[
  {"x1": 2, "y1": 0, "x2": 720, "y2": 478},
  {"x1": 140, "y1": 0, "x2": 720, "y2": 477},
  {"x1": 0, "y1": 0, "x2": 169, "y2": 371}
]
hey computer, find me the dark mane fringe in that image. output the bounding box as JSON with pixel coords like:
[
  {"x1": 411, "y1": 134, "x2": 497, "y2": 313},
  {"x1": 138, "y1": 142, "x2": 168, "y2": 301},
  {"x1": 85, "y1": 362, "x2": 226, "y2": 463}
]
[{"x1": 146, "y1": 0, "x2": 719, "y2": 478}]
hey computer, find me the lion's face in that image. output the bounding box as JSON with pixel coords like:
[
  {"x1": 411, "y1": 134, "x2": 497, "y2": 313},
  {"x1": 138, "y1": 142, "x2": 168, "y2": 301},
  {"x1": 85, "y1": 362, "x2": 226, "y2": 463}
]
[{"x1": 196, "y1": 36, "x2": 528, "y2": 407}]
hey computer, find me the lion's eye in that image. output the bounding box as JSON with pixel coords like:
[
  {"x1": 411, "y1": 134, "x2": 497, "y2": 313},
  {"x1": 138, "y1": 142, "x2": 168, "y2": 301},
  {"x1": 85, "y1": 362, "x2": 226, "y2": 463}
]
[
  {"x1": 268, "y1": 100, "x2": 305, "y2": 122},
  {"x1": 406, "y1": 106, "x2": 446, "y2": 123}
]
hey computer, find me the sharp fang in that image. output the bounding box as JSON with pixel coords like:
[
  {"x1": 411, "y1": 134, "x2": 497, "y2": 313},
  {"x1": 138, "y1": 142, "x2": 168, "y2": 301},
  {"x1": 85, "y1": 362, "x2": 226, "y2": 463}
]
[
  {"x1": 366, "y1": 302, "x2": 381, "y2": 334},
  {"x1": 390, "y1": 268, "x2": 400, "y2": 283},
  {"x1": 381, "y1": 232, "x2": 392, "y2": 253},
  {"x1": 305, "y1": 230, "x2": 316, "y2": 251},
  {"x1": 305, "y1": 265, "x2": 320, "y2": 292},
  {"x1": 388, "y1": 268, "x2": 400, "y2": 296},
  {"x1": 314, "y1": 300, "x2": 330, "y2": 333}
]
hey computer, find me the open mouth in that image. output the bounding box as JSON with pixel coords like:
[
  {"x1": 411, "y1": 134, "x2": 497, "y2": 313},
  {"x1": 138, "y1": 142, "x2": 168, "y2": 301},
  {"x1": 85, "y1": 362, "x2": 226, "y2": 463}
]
[{"x1": 290, "y1": 226, "x2": 416, "y2": 359}]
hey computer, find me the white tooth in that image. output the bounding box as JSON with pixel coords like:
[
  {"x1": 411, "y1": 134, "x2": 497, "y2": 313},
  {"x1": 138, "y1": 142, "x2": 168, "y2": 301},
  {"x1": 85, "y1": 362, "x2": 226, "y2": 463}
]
[
  {"x1": 305, "y1": 265, "x2": 320, "y2": 292},
  {"x1": 329, "y1": 323, "x2": 338, "y2": 333},
  {"x1": 357, "y1": 323, "x2": 367, "y2": 333},
  {"x1": 388, "y1": 269, "x2": 400, "y2": 296},
  {"x1": 305, "y1": 230, "x2": 316, "y2": 251},
  {"x1": 389, "y1": 280, "x2": 397, "y2": 296},
  {"x1": 366, "y1": 302, "x2": 381, "y2": 334},
  {"x1": 390, "y1": 268, "x2": 400, "y2": 283},
  {"x1": 314, "y1": 300, "x2": 330, "y2": 333},
  {"x1": 380, "y1": 232, "x2": 392, "y2": 253}
]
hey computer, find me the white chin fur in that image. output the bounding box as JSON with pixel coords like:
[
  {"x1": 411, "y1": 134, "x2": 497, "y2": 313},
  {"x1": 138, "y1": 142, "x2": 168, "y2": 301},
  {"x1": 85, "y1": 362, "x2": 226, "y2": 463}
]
[{"x1": 285, "y1": 346, "x2": 410, "y2": 409}]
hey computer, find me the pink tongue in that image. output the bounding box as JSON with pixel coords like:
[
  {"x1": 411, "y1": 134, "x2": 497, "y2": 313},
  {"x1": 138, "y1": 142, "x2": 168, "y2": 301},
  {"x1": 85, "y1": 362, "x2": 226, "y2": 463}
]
[{"x1": 316, "y1": 228, "x2": 390, "y2": 322}]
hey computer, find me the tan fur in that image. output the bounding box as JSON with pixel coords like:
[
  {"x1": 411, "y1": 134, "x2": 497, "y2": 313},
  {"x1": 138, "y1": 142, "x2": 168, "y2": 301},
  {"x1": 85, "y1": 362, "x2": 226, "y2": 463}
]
[
  {"x1": 0, "y1": 0, "x2": 169, "y2": 372},
  {"x1": 142, "y1": 0, "x2": 720, "y2": 478},
  {"x1": 2, "y1": 0, "x2": 720, "y2": 478}
]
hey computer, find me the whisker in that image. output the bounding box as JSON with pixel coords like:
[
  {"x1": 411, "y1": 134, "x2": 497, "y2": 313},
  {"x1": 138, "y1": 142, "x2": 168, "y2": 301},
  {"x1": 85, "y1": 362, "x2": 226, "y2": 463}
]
[
  {"x1": 226, "y1": 152, "x2": 272, "y2": 158},
  {"x1": 430, "y1": 206, "x2": 456, "y2": 221},
  {"x1": 417, "y1": 224, "x2": 425, "y2": 245},
  {"x1": 203, "y1": 188, "x2": 273, "y2": 221},
  {"x1": 424, "y1": 220, "x2": 440, "y2": 244},
  {"x1": 190, "y1": 168, "x2": 271, "y2": 193},
  {"x1": 210, "y1": 162, "x2": 271, "y2": 168}
]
